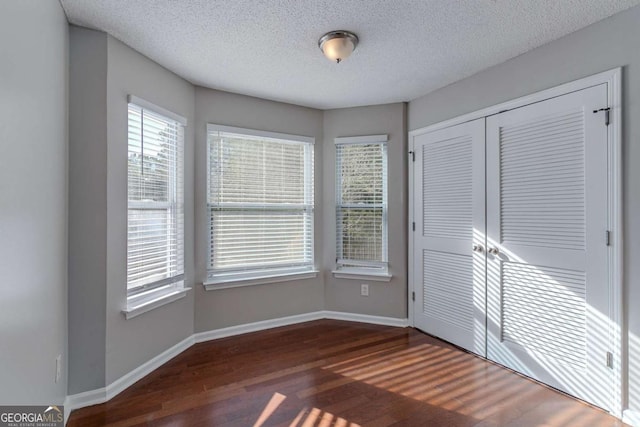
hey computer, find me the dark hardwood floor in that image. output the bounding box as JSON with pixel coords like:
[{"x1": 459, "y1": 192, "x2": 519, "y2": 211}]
[{"x1": 68, "y1": 320, "x2": 625, "y2": 426}]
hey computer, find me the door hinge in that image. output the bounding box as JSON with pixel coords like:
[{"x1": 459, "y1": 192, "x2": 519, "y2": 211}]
[
  {"x1": 605, "y1": 230, "x2": 611, "y2": 246},
  {"x1": 593, "y1": 107, "x2": 611, "y2": 126},
  {"x1": 412, "y1": 222, "x2": 415, "y2": 231},
  {"x1": 412, "y1": 291, "x2": 415, "y2": 301},
  {"x1": 409, "y1": 151, "x2": 415, "y2": 162},
  {"x1": 606, "y1": 351, "x2": 613, "y2": 369}
]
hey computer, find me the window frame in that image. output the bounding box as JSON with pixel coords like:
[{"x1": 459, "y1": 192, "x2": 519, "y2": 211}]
[
  {"x1": 334, "y1": 134, "x2": 390, "y2": 280},
  {"x1": 125, "y1": 95, "x2": 187, "y2": 312},
  {"x1": 205, "y1": 124, "x2": 316, "y2": 288}
]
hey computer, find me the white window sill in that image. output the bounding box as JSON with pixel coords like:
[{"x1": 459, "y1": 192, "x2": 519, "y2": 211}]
[
  {"x1": 123, "y1": 286, "x2": 191, "y2": 320},
  {"x1": 204, "y1": 271, "x2": 319, "y2": 291},
  {"x1": 332, "y1": 271, "x2": 393, "y2": 282}
]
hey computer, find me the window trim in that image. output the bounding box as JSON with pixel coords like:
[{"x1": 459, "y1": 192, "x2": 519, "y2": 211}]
[
  {"x1": 335, "y1": 134, "x2": 389, "y2": 275},
  {"x1": 123, "y1": 283, "x2": 191, "y2": 320},
  {"x1": 128, "y1": 95, "x2": 187, "y2": 126},
  {"x1": 206, "y1": 124, "x2": 316, "y2": 285},
  {"x1": 203, "y1": 270, "x2": 319, "y2": 291},
  {"x1": 331, "y1": 270, "x2": 392, "y2": 282},
  {"x1": 125, "y1": 95, "x2": 186, "y2": 312},
  {"x1": 206, "y1": 124, "x2": 314, "y2": 145}
]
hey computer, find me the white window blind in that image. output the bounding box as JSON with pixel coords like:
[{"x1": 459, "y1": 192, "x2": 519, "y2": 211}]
[
  {"x1": 335, "y1": 136, "x2": 388, "y2": 273},
  {"x1": 207, "y1": 125, "x2": 314, "y2": 283},
  {"x1": 127, "y1": 100, "x2": 184, "y2": 295}
]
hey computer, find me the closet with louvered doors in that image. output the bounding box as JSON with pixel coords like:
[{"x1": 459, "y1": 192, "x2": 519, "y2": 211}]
[{"x1": 411, "y1": 82, "x2": 615, "y2": 412}]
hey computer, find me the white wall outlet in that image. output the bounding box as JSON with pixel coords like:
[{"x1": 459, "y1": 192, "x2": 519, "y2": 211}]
[
  {"x1": 55, "y1": 354, "x2": 62, "y2": 383},
  {"x1": 361, "y1": 284, "x2": 369, "y2": 296}
]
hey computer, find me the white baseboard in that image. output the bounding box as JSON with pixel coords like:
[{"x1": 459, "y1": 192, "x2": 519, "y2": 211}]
[
  {"x1": 193, "y1": 311, "x2": 325, "y2": 343},
  {"x1": 64, "y1": 386, "x2": 106, "y2": 420},
  {"x1": 65, "y1": 311, "x2": 408, "y2": 421},
  {"x1": 192, "y1": 311, "x2": 408, "y2": 343},
  {"x1": 323, "y1": 310, "x2": 409, "y2": 327},
  {"x1": 624, "y1": 409, "x2": 640, "y2": 427},
  {"x1": 107, "y1": 335, "x2": 195, "y2": 400},
  {"x1": 64, "y1": 335, "x2": 194, "y2": 417}
]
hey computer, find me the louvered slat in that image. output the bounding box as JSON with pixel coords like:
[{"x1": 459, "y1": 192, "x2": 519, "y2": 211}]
[
  {"x1": 422, "y1": 136, "x2": 473, "y2": 240},
  {"x1": 501, "y1": 262, "x2": 587, "y2": 368},
  {"x1": 423, "y1": 251, "x2": 474, "y2": 332},
  {"x1": 500, "y1": 110, "x2": 585, "y2": 250}
]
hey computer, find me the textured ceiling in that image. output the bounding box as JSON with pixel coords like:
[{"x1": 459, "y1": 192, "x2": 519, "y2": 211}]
[{"x1": 60, "y1": 0, "x2": 640, "y2": 109}]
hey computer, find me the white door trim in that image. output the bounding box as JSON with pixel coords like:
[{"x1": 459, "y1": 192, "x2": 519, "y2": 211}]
[
  {"x1": 408, "y1": 67, "x2": 622, "y2": 418},
  {"x1": 408, "y1": 140, "x2": 416, "y2": 328}
]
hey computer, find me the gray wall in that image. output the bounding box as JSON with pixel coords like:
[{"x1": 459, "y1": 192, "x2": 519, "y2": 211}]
[
  {"x1": 408, "y1": 5, "x2": 640, "y2": 414},
  {"x1": 0, "y1": 0, "x2": 68, "y2": 404},
  {"x1": 104, "y1": 36, "x2": 195, "y2": 385},
  {"x1": 68, "y1": 27, "x2": 108, "y2": 395},
  {"x1": 194, "y1": 88, "x2": 325, "y2": 331},
  {"x1": 322, "y1": 104, "x2": 408, "y2": 318},
  {"x1": 68, "y1": 29, "x2": 196, "y2": 392}
]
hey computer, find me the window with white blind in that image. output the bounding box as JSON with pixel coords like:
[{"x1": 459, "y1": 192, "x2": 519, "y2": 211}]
[
  {"x1": 206, "y1": 124, "x2": 315, "y2": 285},
  {"x1": 335, "y1": 135, "x2": 388, "y2": 275},
  {"x1": 127, "y1": 96, "x2": 185, "y2": 300}
]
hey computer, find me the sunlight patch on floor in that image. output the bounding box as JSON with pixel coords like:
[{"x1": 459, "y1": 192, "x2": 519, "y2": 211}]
[{"x1": 251, "y1": 392, "x2": 362, "y2": 427}]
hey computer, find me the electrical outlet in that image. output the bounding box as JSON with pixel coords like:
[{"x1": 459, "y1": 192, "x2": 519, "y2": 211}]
[
  {"x1": 55, "y1": 355, "x2": 62, "y2": 383},
  {"x1": 361, "y1": 284, "x2": 369, "y2": 297}
]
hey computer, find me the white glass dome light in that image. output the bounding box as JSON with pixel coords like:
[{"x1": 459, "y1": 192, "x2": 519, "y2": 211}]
[{"x1": 318, "y1": 31, "x2": 359, "y2": 63}]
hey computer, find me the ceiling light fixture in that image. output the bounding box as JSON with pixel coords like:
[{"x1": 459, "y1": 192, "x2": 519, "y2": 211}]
[{"x1": 318, "y1": 30, "x2": 359, "y2": 63}]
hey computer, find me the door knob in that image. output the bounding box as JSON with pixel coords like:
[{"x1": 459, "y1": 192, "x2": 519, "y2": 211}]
[
  {"x1": 488, "y1": 247, "x2": 500, "y2": 255},
  {"x1": 473, "y1": 244, "x2": 484, "y2": 253}
]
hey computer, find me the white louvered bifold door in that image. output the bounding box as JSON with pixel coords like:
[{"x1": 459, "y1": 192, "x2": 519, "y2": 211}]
[
  {"x1": 413, "y1": 118, "x2": 486, "y2": 356},
  {"x1": 486, "y1": 84, "x2": 613, "y2": 410}
]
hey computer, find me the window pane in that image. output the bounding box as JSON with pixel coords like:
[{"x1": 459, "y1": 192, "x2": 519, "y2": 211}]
[
  {"x1": 127, "y1": 209, "x2": 171, "y2": 288},
  {"x1": 336, "y1": 142, "x2": 387, "y2": 268},
  {"x1": 207, "y1": 129, "x2": 314, "y2": 278},
  {"x1": 210, "y1": 209, "x2": 313, "y2": 270},
  {"x1": 338, "y1": 144, "x2": 384, "y2": 205},
  {"x1": 338, "y1": 207, "x2": 383, "y2": 262},
  {"x1": 209, "y1": 137, "x2": 309, "y2": 205},
  {"x1": 127, "y1": 103, "x2": 184, "y2": 292},
  {"x1": 128, "y1": 110, "x2": 179, "y2": 203}
]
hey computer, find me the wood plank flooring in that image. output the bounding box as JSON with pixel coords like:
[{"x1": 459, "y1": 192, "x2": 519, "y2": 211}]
[{"x1": 68, "y1": 320, "x2": 625, "y2": 426}]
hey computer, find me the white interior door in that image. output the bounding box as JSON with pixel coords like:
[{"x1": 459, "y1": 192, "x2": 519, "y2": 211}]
[
  {"x1": 486, "y1": 84, "x2": 613, "y2": 411},
  {"x1": 413, "y1": 118, "x2": 486, "y2": 356}
]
